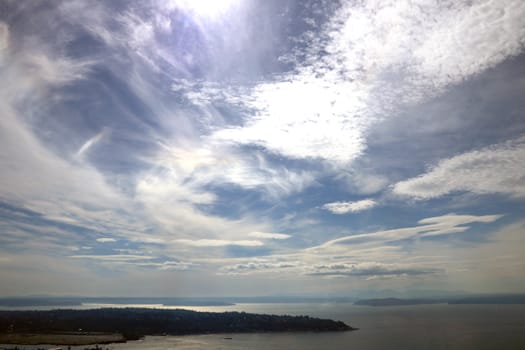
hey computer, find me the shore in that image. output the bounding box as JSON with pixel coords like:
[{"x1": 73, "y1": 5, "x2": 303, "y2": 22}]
[{"x1": 0, "y1": 332, "x2": 125, "y2": 345}]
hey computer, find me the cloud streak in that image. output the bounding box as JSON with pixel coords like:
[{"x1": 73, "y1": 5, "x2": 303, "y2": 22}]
[
  {"x1": 394, "y1": 137, "x2": 525, "y2": 199},
  {"x1": 248, "y1": 232, "x2": 291, "y2": 240},
  {"x1": 77, "y1": 128, "x2": 110, "y2": 158},
  {"x1": 322, "y1": 199, "x2": 377, "y2": 214},
  {"x1": 174, "y1": 239, "x2": 264, "y2": 247}
]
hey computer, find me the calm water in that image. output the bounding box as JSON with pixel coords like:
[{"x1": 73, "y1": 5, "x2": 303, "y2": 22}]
[{"x1": 2, "y1": 303, "x2": 525, "y2": 349}]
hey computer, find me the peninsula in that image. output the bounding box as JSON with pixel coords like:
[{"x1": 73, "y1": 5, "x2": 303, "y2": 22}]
[{"x1": 0, "y1": 308, "x2": 354, "y2": 345}]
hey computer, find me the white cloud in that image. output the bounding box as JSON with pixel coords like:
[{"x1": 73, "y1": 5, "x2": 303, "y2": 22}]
[
  {"x1": 134, "y1": 154, "x2": 278, "y2": 246},
  {"x1": 0, "y1": 34, "x2": 138, "y2": 245},
  {"x1": 310, "y1": 213, "x2": 503, "y2": 251},
  {"x1": 77, "y1": 128, "x2": 110, "y2": 158},
  {"x1": 322, "y1": 199, "x2": 377, "y2": 214},
  {"x1": 414, "y1": 212, "x2": 503, "y2": 237},
  {"x1": 413, "y1": 0, "x2": 525, "y2": 90},
  {"x1": 195, "y1": 0, "x2": 525, "y2": 167},
  {"x1": 211, "y1": 213, "x2": 503, "y2": 280},
  {"x1": 307, "y1": 262, "x2": 442, "y2": 278},
  {"x1": 335, "y1": 171, "x2": 389, "y2": 195},
  {"x1": 2, "y1": 1, "x2": 524, "y2": 294},
  {"x1": 211, "y1": 76, "x2": 370, "y2": 164},
  {"x1": 103, "y1": 259, "x2": 196, "y2": 271},
  {"x1": 70, "y1": 254, "x2": 155, "y2": 261},
  {"x1": 393, "y1": 137, "x2": 525, "y2": 199},
  {"x1": 220, "y1": 260, "x2": 299, "y2": 275},
  {"x1": 148, "y1": 144, "x2": 316, "y2": 200},
  {"x1": 96, "y1": 238, "x2": 117, "y2": 243},
  {"x1": 0, "y1": 21, "x2": 8, "y2": 65},
  {"x1": 174, "y1": 239, "x2": 263, "y2": 247},
  {"x1": 248, "y1": 232, "x2": 291, "y2": 240}
]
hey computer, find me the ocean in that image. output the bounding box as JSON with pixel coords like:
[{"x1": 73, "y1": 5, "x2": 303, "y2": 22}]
[{"x1": 2, "y1": 302, "x2": 525, "y2": 349}]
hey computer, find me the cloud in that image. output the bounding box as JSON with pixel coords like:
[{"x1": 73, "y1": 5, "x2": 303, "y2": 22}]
[
  {"x1": 0, "y1": 21, "x2": 8, "y2": 64},
  {"x1": 76, "y1": 128, "x2": 110, "y2": 158},
  {"x1": 135, "y1": 164, "x2": 276, "y2": 246},
  {"x1": 0, "y1": 27, "x2": 139, "y2": 248},
  {"x1": 393, "y1": 137, "x2": 525, "y2": 199},
  {"x1": 138, "y1": 260, "x2": 195, "y2": 271},
  {"x1": 1, "y1": 1, "x2": 524, "y2": 295},
  {"x1": 101, "y1": 259, "x2": 196, "y2": 271},
  {"x1": 335, "y1": 171, "x2": 389, "y2": 195},
  {"x1": 70, "y1": 255, "x2": 155, "y2": 261},
  {"x1": 248, "y1": 232, "x2": 291, "y2": 240},
  {"x1": 220, "y1": 260, "x2": 299, "y2": 275},
  {"x1": 307, "y1": 262, "x2": 442, "y2": 279},
  {"x1": 210, "y1": 76, "x2": 370, "y2": 164},
  {"x1": 174, "y1": 239, "x2": 263, "y2": 247},
  {"x1": 413, "y1": 0, "x2": 525, "y2": 90},
  {"x1": 417, "y1": 214, "x2": 504, "y2": 237},
  {"x1": 96, "y1": 238, "x2": 117, "y2": 243},
  {"x1": 322, "y1": 199, "x2": 377, "y2": 214},
  {"x1": 310, "y1": 213, "x2": 503, "y2": 250},
  {"x1": 147, "y1": 144, "x2": 316, "y2": 201},
  {"x1": 198, "y1": 0, "x2": 525, "y2": 167},
  {"x1": 211, "y1": 213, "x2": 503, "y2": 280}
]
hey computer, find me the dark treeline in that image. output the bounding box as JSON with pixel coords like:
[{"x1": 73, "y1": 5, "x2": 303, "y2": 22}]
[{"x1": 0, "y1": 308, "x2": 354, "y2": 340}]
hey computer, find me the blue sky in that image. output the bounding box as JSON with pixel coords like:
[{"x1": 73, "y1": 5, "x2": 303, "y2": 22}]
[{"x1": 1, "y1": 0, "x2": 525, "y2": 297}]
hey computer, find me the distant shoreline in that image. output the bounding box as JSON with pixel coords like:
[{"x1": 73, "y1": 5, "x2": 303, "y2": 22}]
[
  {"x1": 0, "y1": 297, "x2": 235, "y2": 308},
  {"x1": 354, "y1": 294, "x2": 525, "y2": 306}
]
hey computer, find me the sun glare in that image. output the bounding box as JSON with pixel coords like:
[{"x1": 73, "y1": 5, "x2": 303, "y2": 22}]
[{"x1": 177, "y1": 0, "x2": 236, "y2": 18}]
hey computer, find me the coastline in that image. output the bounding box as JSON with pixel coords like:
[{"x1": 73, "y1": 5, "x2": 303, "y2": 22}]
[{"x1": 0, "y1": 332, "x2": 125, "y2": 346}]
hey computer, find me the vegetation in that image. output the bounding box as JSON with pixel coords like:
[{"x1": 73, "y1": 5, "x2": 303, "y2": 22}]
[{"x1": 0, "y1": 308, "x2": 354, "y2": 344}]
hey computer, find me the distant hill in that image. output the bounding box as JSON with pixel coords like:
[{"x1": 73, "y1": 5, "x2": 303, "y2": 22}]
[
  {"x1": 354, "y1": 294, "x2": 525, "y2": 306},
  {"x1": 354, "y1": 298, "x2": 445, "y2": 306},
  {"x1": 0, "y1": 297, "x2": 233, "y2": 308},
  {"x1": 447, "y1": 294, "x2": 525, "y2": 304},
  {"x1": 0, "y1": 296, "x2": 358, "y2": 308}
]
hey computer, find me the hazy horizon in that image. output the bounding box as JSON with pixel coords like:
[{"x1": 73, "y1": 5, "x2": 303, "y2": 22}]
[{"x1": 1, "y1": 0, "x2": 525, "y2": 298}]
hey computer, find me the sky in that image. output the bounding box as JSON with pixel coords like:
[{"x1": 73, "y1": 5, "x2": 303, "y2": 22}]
[{"x1": 0, "y1": 0, "x2": 525, "y2": 298}]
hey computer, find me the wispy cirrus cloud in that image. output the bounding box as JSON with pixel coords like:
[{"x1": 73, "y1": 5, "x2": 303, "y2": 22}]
[
  {"x1": 248, "y1": 232, "x2": 291, "y2": 240},
  {"x1": 0, "y1": 21, "x2": 8, "y2": 63},
  {"x1": 215, "y1": 213, "x2": 503, "y2": 280},
  {"x1": 70, "y1": 254, "x2": 155, "y2": 261},
  {"x1": 393, "y1": 136, "x2": 525, "y2": 199},
  {"x1": 174, "y1": 239, "x2": 263, "y2": 247},
  {"x1": 96, "y1": 238, "x2": 117, "y2": 243},
  {"x1": 306, "y1": 262, "x2": 443, "y2": 279},
  {"x1": 322, "y1": 199, "x2": 377, "y2": 214},
  {"x1": 77, "y1": 128, "x2": 111, "y2": 158},
  {"x1": 309, "y1": 214, "x2": 503, "y2": 251}
]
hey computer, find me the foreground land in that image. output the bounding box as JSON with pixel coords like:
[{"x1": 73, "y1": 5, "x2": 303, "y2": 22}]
[
  {"x1": 0, "y1": 332, "x2": 125, "y2": 345},
  {"x1": 0, "y1": 308, "x2": 353, "y2": 345}
]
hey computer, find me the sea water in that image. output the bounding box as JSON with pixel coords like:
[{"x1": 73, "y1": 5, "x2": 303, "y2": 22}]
[{"x1": 111, "y1": 303, "x2": 525, "y2": 350}]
